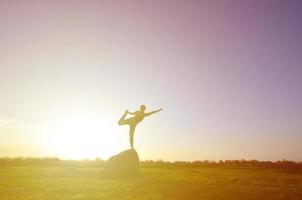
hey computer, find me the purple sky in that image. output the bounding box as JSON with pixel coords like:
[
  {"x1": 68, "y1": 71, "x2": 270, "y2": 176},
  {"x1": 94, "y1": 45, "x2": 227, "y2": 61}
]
[{"x1": 0, "y1": 0, "x2": 301, "y2": 161}]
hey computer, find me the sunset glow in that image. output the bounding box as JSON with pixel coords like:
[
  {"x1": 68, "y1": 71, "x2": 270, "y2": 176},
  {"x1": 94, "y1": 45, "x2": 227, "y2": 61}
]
[
  {"x1": 44, "y1": 111, "x2": 119, "y2": 159},
  {"x1": 0, "y1": 0, "x2": 302, "y2": 161}
]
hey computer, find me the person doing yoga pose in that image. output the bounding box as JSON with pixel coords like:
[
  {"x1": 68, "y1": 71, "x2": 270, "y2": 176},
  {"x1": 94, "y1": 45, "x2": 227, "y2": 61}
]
[{"x1": 118, "y1": 105, "x2": 162, "y2": 149}]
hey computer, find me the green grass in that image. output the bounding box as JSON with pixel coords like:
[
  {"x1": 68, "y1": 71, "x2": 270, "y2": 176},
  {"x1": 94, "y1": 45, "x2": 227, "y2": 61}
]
[{"x1": 0, "y1": 165, "x2": 301, "y2": 200}]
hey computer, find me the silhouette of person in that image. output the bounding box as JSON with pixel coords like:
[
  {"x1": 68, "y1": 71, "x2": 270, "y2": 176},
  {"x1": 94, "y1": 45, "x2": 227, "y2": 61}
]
[{"x1": 118, "y1": 105, "x2": 162, "y2": 149}]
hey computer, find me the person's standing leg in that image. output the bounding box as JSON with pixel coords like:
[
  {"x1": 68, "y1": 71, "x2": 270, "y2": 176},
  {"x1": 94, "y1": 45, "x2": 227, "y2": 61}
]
[{"x1": 129, "y1": 125, "x2": 136, "y2": 149}]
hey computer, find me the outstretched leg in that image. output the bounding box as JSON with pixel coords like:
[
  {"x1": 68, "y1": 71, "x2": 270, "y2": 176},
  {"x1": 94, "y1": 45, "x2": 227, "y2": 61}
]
[
  {"x1": 129, "y1": 125, "x2": 136, "y2": 149},
  {"x1": 118, "y1": 111, "x2": 128, "y2": 125}
]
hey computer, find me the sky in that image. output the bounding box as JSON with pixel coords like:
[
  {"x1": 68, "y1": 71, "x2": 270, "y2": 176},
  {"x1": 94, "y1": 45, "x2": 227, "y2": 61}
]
[{"x1": 0, "y1": 0, "x2": 301, "y2": 161}]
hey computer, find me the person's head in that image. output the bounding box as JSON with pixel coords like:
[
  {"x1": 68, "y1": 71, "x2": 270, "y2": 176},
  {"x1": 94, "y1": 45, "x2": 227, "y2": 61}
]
[{"x1": 140, "y1": 105, "x2": 146, "y2": 112}]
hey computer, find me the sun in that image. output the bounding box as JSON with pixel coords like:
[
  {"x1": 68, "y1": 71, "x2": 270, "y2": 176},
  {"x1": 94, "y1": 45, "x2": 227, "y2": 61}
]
[{"x1": 45, "y1": 111, "x2": 121, "y2": 160}]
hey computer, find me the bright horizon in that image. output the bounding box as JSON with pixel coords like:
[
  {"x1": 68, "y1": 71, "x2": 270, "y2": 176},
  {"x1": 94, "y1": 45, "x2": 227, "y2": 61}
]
[{"x1": 1, "y1": 0, "x2": 302, "y2": 161}]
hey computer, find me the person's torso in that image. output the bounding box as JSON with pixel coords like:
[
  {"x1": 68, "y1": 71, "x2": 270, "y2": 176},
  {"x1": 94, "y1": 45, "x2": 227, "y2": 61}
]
[{"x1": 134, "y1": 111, "x2": 144, "y2": 124}]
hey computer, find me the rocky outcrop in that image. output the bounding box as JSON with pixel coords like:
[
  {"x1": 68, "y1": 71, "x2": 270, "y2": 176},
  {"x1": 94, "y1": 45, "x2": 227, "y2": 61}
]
[{"x1": 103, "y1": 149, "x2": 139, "y2": 178}]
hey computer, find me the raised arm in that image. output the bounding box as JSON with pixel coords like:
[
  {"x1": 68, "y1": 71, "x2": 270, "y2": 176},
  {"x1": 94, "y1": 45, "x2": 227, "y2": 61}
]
[{"x1": 144, "y1": 108, "x2": 162, "y2": 117}]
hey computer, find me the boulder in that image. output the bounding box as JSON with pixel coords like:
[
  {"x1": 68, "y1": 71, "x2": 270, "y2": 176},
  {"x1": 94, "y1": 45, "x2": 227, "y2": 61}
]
[{"x1": 103, "y1": 149, "x2": 139, "y2": 178}]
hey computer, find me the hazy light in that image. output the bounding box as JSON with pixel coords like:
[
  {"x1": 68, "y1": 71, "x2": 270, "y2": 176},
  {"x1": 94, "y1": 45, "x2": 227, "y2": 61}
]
[{"x1": 44, "y1": 110, "x2": 121, "y2": 160}]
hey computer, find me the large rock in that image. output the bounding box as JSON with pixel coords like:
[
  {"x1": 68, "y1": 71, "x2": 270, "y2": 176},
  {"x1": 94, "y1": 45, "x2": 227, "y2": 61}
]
[{"x1": 103, "y1": 149, "x2": 139, "y2": 178}]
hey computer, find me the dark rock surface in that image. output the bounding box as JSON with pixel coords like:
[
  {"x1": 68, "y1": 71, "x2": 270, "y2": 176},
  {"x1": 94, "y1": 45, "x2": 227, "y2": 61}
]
[{"x1": 103, "y1": 149, "x2": 139, "y2": 178}]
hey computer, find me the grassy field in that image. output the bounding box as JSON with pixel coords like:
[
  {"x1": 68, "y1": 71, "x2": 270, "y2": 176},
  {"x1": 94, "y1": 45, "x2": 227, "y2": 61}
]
[{"x1": 0, "y1": 165, "x2": 301, "y2": 200}]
